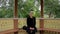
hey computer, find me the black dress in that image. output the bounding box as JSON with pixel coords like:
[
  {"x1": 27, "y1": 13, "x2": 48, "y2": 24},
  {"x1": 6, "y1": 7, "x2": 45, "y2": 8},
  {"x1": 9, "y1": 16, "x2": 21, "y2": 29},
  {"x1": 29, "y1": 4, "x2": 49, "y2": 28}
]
[{"x1": 26, "y1": 16, "x2": 37, "y2": 34}]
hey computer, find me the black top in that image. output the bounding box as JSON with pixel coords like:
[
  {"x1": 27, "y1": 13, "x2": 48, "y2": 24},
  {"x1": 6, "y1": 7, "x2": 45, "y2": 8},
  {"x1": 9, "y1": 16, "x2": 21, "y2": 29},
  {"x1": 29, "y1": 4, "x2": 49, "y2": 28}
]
[{"x1": 27, "y1": 16, "x2": 36, "y2": 28}]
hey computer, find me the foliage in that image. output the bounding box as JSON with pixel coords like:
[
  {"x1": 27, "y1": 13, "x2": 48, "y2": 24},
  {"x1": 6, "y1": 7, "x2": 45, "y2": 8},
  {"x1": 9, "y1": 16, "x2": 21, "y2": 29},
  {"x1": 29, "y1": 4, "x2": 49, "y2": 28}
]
[
  {"x1": 0, "y1": 0, "x2": 60, "y2": 18},
  {"x1": 18, "y1": 0, "x2": 40, "y2": 18},
  {"x1": 44, "y1": 0, "x2": 60, "y2": 18},
  {"x1": 0, "y1": 0, "x2": 14, "y2": 18}
]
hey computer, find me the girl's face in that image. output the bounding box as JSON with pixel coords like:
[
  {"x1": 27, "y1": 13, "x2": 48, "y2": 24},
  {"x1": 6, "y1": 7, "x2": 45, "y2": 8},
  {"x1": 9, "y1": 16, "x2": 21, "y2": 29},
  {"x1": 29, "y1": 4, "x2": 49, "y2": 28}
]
[{"x1": 29, "y1": 11, "x2": 33, "y2": 17}]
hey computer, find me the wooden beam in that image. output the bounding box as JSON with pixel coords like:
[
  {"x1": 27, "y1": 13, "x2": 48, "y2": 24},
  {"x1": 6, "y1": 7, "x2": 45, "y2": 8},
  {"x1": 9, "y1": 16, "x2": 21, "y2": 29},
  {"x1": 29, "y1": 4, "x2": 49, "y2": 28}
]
[
  {"x1": 40, "y1": 19, "x2": 44, "y2": 34},
  {"x1": 14, "y1": 0, "x2": 18, "y2": 34},
  {"x1": 40, "y1": 0, "x2": 44, "y2": 34},
  {"x1": 14, "y1": 0, "x2": 18, "y2": 18},
  {"x1": 14, "y1": 0, "x2": 18, "y2": 29},
  {"x1": 40, "y1": 0, "x2": 44, "y2": 28},
  {"x1": 0, "y1": 29, "x2": 19, "y2": 34},
  {"x1": 14, "y1": 19, "x2": 18, "y2": 29},
  {"x1": 41, "y1": 0, "x2": 44, "y2": 18}
]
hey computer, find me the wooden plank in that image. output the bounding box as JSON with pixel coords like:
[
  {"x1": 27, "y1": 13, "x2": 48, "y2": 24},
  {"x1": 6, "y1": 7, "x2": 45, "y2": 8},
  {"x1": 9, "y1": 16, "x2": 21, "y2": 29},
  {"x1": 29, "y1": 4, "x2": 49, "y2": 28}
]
[
  {"x1": 0, "y1": 29, "x2": 19, "y2": 34},
  {"x1": 42, "y1": 28, "x2": 60, "y2": 32},
  {"x1": 38, "y1": 28, "x2": 60, "y2": 32}
]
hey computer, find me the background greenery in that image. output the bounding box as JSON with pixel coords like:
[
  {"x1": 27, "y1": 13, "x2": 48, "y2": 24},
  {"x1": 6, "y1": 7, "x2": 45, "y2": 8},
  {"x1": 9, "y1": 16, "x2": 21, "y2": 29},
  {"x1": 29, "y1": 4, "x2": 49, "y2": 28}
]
[
  {"x1": 0, "y1": 0, "x2": 14, "y2": 18},
  {"x1": 0, "y1": 0, "x2": 60, "y2": 18},
  {"x1": 18, "y1": 0, "x2": 40, "y2": 18},
  {"x1": 44, "y1": 0, "x2": 60, "y2": 18}
]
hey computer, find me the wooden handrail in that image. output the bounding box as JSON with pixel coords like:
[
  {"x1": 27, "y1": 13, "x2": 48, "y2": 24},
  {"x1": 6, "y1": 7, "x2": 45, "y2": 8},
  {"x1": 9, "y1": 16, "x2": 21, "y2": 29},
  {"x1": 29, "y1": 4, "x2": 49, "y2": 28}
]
[
  {"x1": 42, "y1": 28, "x2": 60, "y2": 32},
  {"x1": 0, "y1": 28, "x2": 60, "y2": 34},
  {"x1": 0, "y1": 29, "x2": 19, "y2": 34},
  {"x1": 19, "y1": 28, "x2": 60, "y2": 32}
]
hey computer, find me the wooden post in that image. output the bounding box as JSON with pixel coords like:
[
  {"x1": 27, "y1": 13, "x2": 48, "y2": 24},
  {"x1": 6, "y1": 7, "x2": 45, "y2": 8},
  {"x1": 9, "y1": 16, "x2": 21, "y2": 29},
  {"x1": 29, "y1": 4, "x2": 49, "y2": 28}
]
[
  {"x1": 40, "y1": 0, "x2": 44, "y2": 34},
  {"x1": 41, "y1": 0, "x2": 44, "y2": 18},
  {"x1": 14, "y1": 0, "x2": 18, "y2": 34},
  {"x1": 14, "y1": 0, "x2": 18, "y2": 18},
  {"x1": 40, "y1": 19, "x2": 44, "y2": 34}
]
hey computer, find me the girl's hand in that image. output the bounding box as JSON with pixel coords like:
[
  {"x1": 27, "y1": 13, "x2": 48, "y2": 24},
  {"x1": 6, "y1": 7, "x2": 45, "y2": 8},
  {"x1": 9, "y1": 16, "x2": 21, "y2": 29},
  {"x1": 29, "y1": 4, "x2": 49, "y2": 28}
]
[{"x1": 30, "y1": 27, "x2": 34, "y2": 30}]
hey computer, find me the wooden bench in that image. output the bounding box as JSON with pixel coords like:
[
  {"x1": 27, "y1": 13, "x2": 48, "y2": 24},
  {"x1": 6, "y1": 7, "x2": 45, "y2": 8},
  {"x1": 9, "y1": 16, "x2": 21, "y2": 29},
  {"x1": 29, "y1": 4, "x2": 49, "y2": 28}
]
[
  {"x1": 0, "y1": 28, "x2": 60, "y2": 34},
  {"x1": 41, "y1": 28, "x2": 60, "y2": 32},
  {"x1": 0, "y1": 29, "x2": 19, "y2": 34}
]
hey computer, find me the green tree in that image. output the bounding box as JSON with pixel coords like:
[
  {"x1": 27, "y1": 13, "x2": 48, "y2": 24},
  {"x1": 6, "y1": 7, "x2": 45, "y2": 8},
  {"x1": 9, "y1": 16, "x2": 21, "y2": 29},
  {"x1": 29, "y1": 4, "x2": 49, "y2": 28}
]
[
  {"x1": 44, "y1": 0, "x2": 60, "y2": 18},
  {"x1": 0, "y1": 0, "x2": 14, "y2": 18},
  {"x1": 0, "y1": 0, "x2": 40, "y2": 18},
  {"x1": 18, "y1": 0, "x2": 40, "y2": 18}
]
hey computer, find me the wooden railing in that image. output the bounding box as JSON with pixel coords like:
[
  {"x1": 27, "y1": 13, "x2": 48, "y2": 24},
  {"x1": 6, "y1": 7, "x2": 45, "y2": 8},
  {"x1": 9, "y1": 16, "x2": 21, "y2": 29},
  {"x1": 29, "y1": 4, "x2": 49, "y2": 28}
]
[{"x1": 0, "y1": 18, "x2": 60, "y2": 34}]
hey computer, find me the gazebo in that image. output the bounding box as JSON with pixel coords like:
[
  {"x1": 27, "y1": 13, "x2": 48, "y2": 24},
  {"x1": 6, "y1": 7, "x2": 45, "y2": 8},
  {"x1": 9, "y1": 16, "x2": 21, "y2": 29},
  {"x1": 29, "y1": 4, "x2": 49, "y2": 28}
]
[{"x1": 0, "y1": 0, "x2": 60, "y2": 34}]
